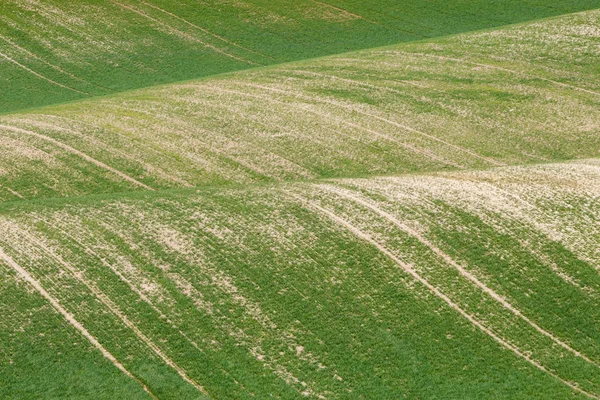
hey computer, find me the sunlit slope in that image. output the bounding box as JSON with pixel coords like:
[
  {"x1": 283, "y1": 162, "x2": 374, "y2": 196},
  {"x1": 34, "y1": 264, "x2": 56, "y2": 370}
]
[
  {"x1": 1, "y1": 9, "x2": 598, "y2": 202},
  {"x1": 1, "y1": 0, "x2": 600, "y2": 113},
  {"x1": 1, "y1": 160, "x2": 599, "y2": 399},
  {"x1": 0, "y1": 270, "x2": 154, "y2": 399}
]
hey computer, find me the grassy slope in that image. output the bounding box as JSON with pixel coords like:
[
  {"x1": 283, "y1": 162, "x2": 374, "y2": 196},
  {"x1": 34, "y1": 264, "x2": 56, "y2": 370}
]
[
  {"x1": 1, "y1": 4, "x2": 599, "y2": 399},
  {"x1": 1, "y1": 0, "x2": 600, "y2": 113},
  {"x1": 1, "y1": 160, "x2": 599, "y2": 399},
  {"x1": 0, "y1": 267, "x2": 153, "y2": 400},
  {"x1": 0, "y1": 9, "x2": 599, "y2": 202}
]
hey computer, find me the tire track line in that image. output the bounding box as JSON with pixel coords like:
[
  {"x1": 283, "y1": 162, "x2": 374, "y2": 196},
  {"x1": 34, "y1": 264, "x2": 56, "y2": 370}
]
[
  {"x1": 0, "y1": 51, "x2": 89, "y2": 95},
  {"x1": 111, "y1": 1, "x2": 258, "y2": 65},
  {"x1": 0, "y1": 35, "x2": 110, "y2": 93},
  {"x1": 309, "y1": 0, "x2": 381, "y2": 26},
  {"x1": 3, "y1": 224, "x2": 210, "y2": 397},
  {"x1": 458, "y1": 178, "x2": 600, "y2": 295},
  {"x1": 35, "y1": 215, "x2": 246, "y2": 394},
  {"x1": 0, "y1": 185, "x2": 23, "y2": 199},
  {"x1": 394, "y1": 51, "x2": 600, "y2": 97},
  {"x1": 255, "y1": 75, "x2": 503, "y2": 166},
  {"x1": 139, "y1": 1, "x2": 270, "y2": 59},
  {"x1": 202, "y1": 84, "x2": 462, "y2": 168},
  {"x1": 286, "y1": 191, "x2": 600, "y2": 400},
  {"x1": 234, "y1": 81, "x2": 476, "y2": 167},
  {"x1": 14, "y1": 117, "x2": 192, "y2": 187},
  {"x1": 97, "y1": 103, "x2": 280, "y2": 182},
  {"x1": 0, "y1": 125, "x2": 154, "y2": 191},
  {"x1": 0, "y1": 247, "x2": 158, "y2": 400},
  {"x1": 36, "y1": 215, "x2": 213, "y2": 357},
  {"x1": 320, "y1": 183, "x2": 600, "y2": 368}
]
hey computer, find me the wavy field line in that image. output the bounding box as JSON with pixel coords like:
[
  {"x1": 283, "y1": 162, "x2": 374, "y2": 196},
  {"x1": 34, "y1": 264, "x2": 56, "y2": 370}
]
[
  {"x1": 309, "y1": 0, "x2": 381, "y2": 25},
  {"x1": 94, "y1": 103, "x2": 291, "y2": 182},
  {"x1": 0, "y1": 51, "x2": 89, "y2": 95},
  {"x1": 204, "y1": 84, "x2": 462, "y2": 168},
  {"x1": 35, "y1": 214, "x2": 218, "y2": 359},
  {"x1": 320, "y1": 183, "x2": 600, "y2": 368},
  {"x1": 0, "y1": 35, "x2": 109, "y2": 93},
  {"x1": 270, "y1": 72, "x2": 504, "y2": 166},
  {"x1": 0, "y1": 185, "x2": 23, "y2": 199},
  {"x1": 394, "y1": 51, "x2": 600, "y2": 97},
  {"x1": 287, "y1": 191, "x2": 600, "y2": 400},
  {"x1": 0, "y1": 247, "x2": 158, "y2": 400},
  {"x1": 456, "y1": 178, "x2": 600, "y2": 294},
  {"x1": 0, "y1": 125, "x2": 153, "y2": 190},
  {"x1": 236, "y1": 81, "x2": 496, "y2": 167},
  {"x1": 3, "y1": 223, "x2": 210, "y2": 397},
  {"x1": 139, "y1": 1, "x2": 270, "y2": 59},
  {"x1": 111, "y1": 1, "x2": 257, "y2": 66},
  {"x1": 13, "y1": 116, "x2": 193, "y2": 187}
]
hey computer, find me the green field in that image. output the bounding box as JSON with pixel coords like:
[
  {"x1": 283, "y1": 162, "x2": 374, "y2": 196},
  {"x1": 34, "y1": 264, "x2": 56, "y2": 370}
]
[
  {"x1": 2, "y1": 161, "x2": 600, "y2": 399},
  {"x1": 1, "y1": 2, "x2": 599, "y2": 399},
  {"x1": 1, "y1": 0, "x2": 600, "y2": 113},
  {"x1": 1, "y1": 9, "x2": 599, "y2": 202}
]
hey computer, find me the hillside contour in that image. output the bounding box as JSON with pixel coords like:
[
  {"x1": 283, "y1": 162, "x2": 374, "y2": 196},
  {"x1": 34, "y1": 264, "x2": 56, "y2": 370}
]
[
  {"x1": 0, "y1": 9, "x2": 599, "y2": 202},
  {"x1": 1, "y1": 0, "x2": 599, "y2": 113},
  {"x1": 2, "y1": 160, "x2": 600, "y2": 399},
  {"x1": 1, "y1": 4, "x2": 599, "y2": 400}
]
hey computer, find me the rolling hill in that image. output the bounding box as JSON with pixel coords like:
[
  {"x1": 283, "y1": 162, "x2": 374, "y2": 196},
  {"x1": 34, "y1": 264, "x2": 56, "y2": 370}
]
[
  {"x1": 2, "y1": 160, "x2": 600, "y2": 398},
  {"x1": 1, "y1": 2, "x2": 599, "y2": 399},
  {"x1": 1, "y1": 0, "x2": 599, "y2": 113},
  {"x1": 1, "y1": 9, "x2": 599, "y2": 203}
]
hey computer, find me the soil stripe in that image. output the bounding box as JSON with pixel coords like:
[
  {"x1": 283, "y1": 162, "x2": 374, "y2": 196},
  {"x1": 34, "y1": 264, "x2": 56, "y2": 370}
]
[
  {"x1": 309, "y1": 0, "x2": 381, "y2": 25},
  {"x1": 321, "y1": 183, "x2": 600, "y2": 368},
  {"x1": 0, "y1": 185, "x2": 24, "y2": 199},
  {"x1": 0, "y1": 51, "x2": 88, "y2": 95},
  {"x1": 0, "y1": 247, "x2": 158, "y2": 400},
  {"x1": 257, "y1": 75, "x2": 504, "y2": 166},
  {"x1": 0, "y1": 125, "x2": 154, "y2": 190},
  {"x1": 139, "y1": 1, "x2": 270, "y2": 59},
  {"x1": 288, "y1": 191, "x2": 600, "y2": 400},
  {"x1": 0, "y1": 35, "x2": 110, "y2": 93},
  {"x1": 396, "y1": 51, "x2": 600, "y2": 97},
  {"x1": 111, "y1": 1, "x2": 257, "y2": 65},
  {"x1": 5, "y1": 225, "x2": 210, "y2": 397},
  {"x1": 13, "y1": 117, "x2": 192, "y2": 187},
  {"x1": 203, "y1": 84, "x2": 461, "y2": 168}
]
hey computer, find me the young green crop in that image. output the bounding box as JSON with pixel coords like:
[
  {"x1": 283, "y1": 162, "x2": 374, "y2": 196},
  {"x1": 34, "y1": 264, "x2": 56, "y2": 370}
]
[
  {"x1": 1, "y1": 9, "x2": 599, "y2": 203},
  {"x1": 1, "y1": 160, "x2": 599, "y2": 398},
  {"x1": 1, "y1": 0, "x2": 599, "y2": 113}
]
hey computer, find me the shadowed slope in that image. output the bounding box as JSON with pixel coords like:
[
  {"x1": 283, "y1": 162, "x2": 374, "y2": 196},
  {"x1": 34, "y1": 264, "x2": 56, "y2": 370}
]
[{"x1": 1, "y1": 0, "x2": 600, "y2": 113}]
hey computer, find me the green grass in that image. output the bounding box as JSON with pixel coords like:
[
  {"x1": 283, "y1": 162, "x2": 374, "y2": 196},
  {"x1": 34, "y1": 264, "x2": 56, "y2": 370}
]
[
  {"x1": 1, "y1": 2, "x2": 600, "y2": 399},
  {"x1": 1, "y1": 160, "x2": 599, "y2": 398},
  {"x1": 1, "y1": 9, "x2": 599, "y2": 202},
  {"x1": 0, "y1": 263, "x2": 152, "y2": 399},
  {"x1": 1, "y1": 0, "x2": 600, "y2": 113}
]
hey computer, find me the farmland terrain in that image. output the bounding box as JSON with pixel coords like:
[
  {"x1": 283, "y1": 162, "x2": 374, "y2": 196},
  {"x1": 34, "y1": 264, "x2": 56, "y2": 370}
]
[
  {"x1": 1, "y1": 9, "x2": 599, "y2": 202},
  {"x1": 0, "y1": 2, "x2": 599, "y2": 400},
  {"x1": 1, "y1": 0, "x2": 600, "y2": 113},
  {"x1": 2, "y1": 160, "x2": 600, "y2": 399}
]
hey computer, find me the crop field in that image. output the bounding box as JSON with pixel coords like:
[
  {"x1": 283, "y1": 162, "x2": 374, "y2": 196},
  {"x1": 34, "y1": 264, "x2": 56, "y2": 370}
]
[
  {"x1": 1, "y1": 0, "x2": 600, "y2": 113},
  {"x1": 1, "y1": 9, "x2": 599, "y2": 203},
  {"x1": 1, "y1": 1, "x2": 599, "y2": 399},
  {"x1": 1, "y1": 161, "x2": 600, "y2": 398}
]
